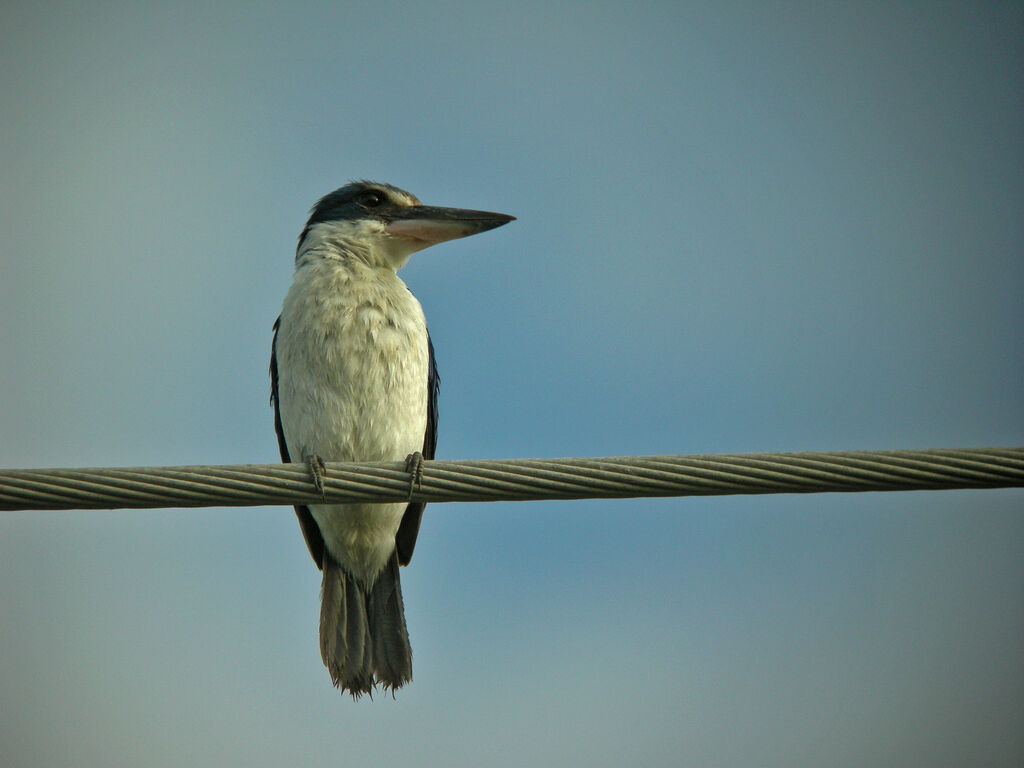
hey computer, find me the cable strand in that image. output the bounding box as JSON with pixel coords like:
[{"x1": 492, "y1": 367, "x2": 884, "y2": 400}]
[{"x1": 1, "y1": 447, "x2": 1021, "y2": 511}]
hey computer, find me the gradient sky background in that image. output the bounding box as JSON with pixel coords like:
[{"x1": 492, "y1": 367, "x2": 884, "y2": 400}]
[{"x1": 1, "y1": 2, "x2": 1022, "y2": 767}]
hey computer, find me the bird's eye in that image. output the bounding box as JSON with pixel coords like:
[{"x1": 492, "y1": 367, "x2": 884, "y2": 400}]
[{"x1": 360, "y1": 191, "x2": 386, "y2": 208}]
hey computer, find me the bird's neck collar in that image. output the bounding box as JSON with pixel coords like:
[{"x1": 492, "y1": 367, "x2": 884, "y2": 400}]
[{"x1": 296, "y1": 220, "x2": 412, "y2": 272}]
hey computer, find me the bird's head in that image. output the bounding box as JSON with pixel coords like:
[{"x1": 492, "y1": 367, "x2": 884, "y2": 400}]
[{"x1": 297, "y1": 180, "x2": 515, "y2": 270}]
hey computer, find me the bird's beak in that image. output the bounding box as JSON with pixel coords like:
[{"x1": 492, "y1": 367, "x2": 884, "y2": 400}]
[{"x1": 385, "y1": 206, "x2": 515, "y2": 248}]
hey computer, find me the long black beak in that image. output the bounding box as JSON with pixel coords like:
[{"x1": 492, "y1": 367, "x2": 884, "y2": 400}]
[{"x1": 385, "y1": 206, "x2": 515, "y2": 246}]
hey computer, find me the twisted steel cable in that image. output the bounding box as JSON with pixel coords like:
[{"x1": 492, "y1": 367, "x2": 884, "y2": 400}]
[{"x1": 1, "y1": 447, "x2": 1022, "y2": 512}]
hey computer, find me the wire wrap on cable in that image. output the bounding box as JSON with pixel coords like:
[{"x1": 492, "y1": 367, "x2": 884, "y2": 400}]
[{"x1": 1, "y1": 447, "x2": 1022, "y2": 512}]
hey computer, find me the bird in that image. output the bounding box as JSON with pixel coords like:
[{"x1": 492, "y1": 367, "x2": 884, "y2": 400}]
[{"x1": 270, "y1": 181, "x2": 514, "y2": 696}]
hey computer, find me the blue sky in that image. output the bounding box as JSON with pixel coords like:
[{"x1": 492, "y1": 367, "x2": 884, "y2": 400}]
[{"x1": 1, "y1": 2, "x2": 1022, "y2": 766}]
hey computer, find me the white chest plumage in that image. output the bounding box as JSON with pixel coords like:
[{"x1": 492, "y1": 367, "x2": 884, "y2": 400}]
[{"x1": 275, "y1": 251, "x2": 429, "y2": 579}]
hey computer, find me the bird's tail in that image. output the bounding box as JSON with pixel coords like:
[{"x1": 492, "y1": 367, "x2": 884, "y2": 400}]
[{"x1": 319, "y1": 551, "x2": 412, "y2": 697}]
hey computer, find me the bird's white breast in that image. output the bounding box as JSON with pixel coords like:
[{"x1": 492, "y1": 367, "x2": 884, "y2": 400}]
[{"x1": 275, "y1": 252, "x2": 429, "y2": 580}]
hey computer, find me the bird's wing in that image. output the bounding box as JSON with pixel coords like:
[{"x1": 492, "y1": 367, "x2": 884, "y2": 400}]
[
  {"x1": 271, "y1": 316, "x2": 326, "y2": 570},
  {"x1": 395, "y1": 332, "x2": 439, "y2": 566}
]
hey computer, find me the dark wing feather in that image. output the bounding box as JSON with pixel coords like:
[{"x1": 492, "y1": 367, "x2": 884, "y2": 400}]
[
  {"x1": 271, "y1": 316, "x2": 326, "y2": 570},
  {"x1": 395, "y1": 332, "x2": 439, "y2": 566}
]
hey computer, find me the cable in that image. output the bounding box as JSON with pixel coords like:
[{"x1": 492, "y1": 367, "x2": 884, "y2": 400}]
[{"x1": 1, "y1": 447, "x2": 1022, "y2": 511}]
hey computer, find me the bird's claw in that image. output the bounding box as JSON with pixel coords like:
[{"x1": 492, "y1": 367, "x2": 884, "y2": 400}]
[
  {"x1": 305, "y1": 454, "x2": 327, "y2": 496},
  {"x1": 405, "y1": 451, "x2": 424, "y2": 500}
]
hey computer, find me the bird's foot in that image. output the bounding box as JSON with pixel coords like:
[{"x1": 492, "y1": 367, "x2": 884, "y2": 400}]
[
  {"x1": 404, "y1": 451, "x2": 424, "y2": 500},
  {"x1": 305, "y1": 454, "x2": 327, "y2": 496}
]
